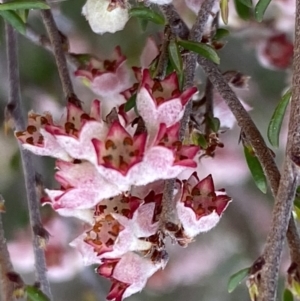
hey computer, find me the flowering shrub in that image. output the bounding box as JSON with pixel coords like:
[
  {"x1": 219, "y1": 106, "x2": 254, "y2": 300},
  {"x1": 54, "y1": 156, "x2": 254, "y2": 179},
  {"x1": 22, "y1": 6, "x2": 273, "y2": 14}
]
[
  {"x1": 5, "y1": 0, "x2": 299, "y2": 300},
  {"x1": 15, "y1": 59, "x2": 231, "y2": 299}
]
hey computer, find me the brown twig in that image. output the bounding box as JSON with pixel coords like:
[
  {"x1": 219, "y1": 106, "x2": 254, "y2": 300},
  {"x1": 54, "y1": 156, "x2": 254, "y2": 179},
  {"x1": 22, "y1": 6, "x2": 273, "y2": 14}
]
[
  {"x1": 154, "y1": 25, "x2": 172, "y2": 80},
  {"x1": 5, "y1": 22, "x2": 52, "y2": 299},
  {"x1": 160, "y1": 4, "x2": 189, "y2": 39},
  {"x1": 158, "y1": 0, "x2": 216, "y2": 232},
  {"x1": 40, "y1": 8, "x2": 81, "y2": 108},
  {"x1": 25, "y1": 25, "x2": 80, "y2": 70},
  {"x1": 197, "y1": 55, "x2": 300, "y2": 300}
]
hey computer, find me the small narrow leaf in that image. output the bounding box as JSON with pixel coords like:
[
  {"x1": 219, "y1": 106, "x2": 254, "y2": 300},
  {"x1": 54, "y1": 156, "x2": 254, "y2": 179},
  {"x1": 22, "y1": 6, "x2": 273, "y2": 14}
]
[
  {"x1": 196, "y1": 133, "x2": 208, "y2": 149},
  {"x1": 213, "y1": 28, "x2": 230, "y2": 41},
  {"x1": 238, "y1": 0, "x2": 253, "y2": 8},
  {"x1": 255, "y1": 0, "x2": 272, "y2": 22},
  {"x1": 26, "y1": 286, "x2": 50, "y2": 301},
  {"x1": 207, "y1": 116, "x2": 221, "y2": 132},
  {"x1": 0, "y1": 0, "x2": 49, "y2": 11},
  {"x1": 283, "y1": 289, "x2": 294, "y2": 301},
  {"x1": 124, "y1": 94, "x2": 137, "y2": 112},
  {"x1": 267, "y1": 90, "x2": 291, "y2": 148},
  {"x1": 178, "y1": 40, "x2": 220, "y2": 64},
  {"x1": 0, "y1": 10, "x2": 26, "y2": 34},
  {"x1": 168, "y1": 40, "x2": 183, "y2": 74},
  {"x1": 244, "y1": 146, "x2": 268, "y2": 193},
  {"x1": 17, "y1": 9, "x2": 29, "y2": 22},
  {"x1": 228, "y1": 267, "x2": 250, "y2": 293},
  {"x1": 138, "y1": 18, "x2": 148, "y2": 31},
  {"x1": 234, "y1": 0, "x2": 252, "y2": 20},
  {"x1": 220, "y1": 0, "x2": 229, "y2": 25},
  {"x1": 129, "y1": 7, "x2": 165, "y2": 25}
]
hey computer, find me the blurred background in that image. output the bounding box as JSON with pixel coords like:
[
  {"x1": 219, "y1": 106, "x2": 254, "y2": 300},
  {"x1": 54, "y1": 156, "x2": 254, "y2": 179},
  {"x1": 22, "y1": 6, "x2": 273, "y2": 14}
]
[{"x1": 0, "y1": 0, "x2": 295, "y2": 300}]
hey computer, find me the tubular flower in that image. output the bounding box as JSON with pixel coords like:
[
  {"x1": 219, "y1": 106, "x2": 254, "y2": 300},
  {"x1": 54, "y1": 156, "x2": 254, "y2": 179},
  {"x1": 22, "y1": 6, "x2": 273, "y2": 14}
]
[
  {"x1": 82, "y1": 0, "x2": 129, "y2": 35},
  {"x1": 43, "y1": 161, "x2": 122, "y2": 211},
  {"x1": 256, "y1": 33, "x2": 294, "y2": 70},
  {"x1": 176, "y1": 172, "x2": 231, "y2": 239},
  {"x1": 75, "y1": 46, "x2": 132, "y2": 97},
  {"x1": 136, "y1": 69, "x2": 197, "y2": 136},
  {"x1": 97, "y1": 252, "x2": 168, "y2": 301},
  {"x1": 15, "y1": 99, "x2": 105, "y2": 163}
]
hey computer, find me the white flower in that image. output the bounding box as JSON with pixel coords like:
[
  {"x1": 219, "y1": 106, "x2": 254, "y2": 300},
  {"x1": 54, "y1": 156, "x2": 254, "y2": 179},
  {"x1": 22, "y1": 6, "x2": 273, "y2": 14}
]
[{"x1": 82, "y1": 0, "x2": 129, "y2": 34}]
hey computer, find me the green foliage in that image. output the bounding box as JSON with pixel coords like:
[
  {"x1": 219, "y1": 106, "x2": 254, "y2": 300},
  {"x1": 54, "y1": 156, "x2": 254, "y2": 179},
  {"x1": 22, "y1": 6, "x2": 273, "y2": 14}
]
[
  {"x1": 195, "y1": 133, "x2": 208, "y2": 149},
  {"x1": 26, "y1": 286, "x2": 50, "y2": 301},
  {"x1": 267, "y1": 89, "x2": 291, "y2": 148},
  {"x1": 244, "y1": 145, "x2": 268, "y2": 193},
  {"x1": 234, "y1": 0, "x2": 252, "y2": 20},
  {"x1": 238, "y1": 0, "x2": 253, "y2": 7},
  {"x1": 220, "y1": 0, "x2": 229, "y2": 24},
  {"x1": 177, "y1": 40, "x2": 220, "y2": 64},
  {"x1": 168, "y1": 40, "x2": 183, "y2": 74},
  {"x1": 0, "y1": 0, "x2": 49, "y2": 11},
  {"x1": 228, "y1": 267, "x2": 250, "y2": 293},
  {"x1": 0, "y1": 10, "x2": 26, "y2": 34},
  {"x1": 129, "y1": 7, "x2": 165, "y2": 25},
  {"x1": 213, "y1": 28, "x2": 230, "y2": 41},
  {"x1": 124, "y1": 93, "x2": 137, "y2": 112},
  {"x1": 283, "y1": 289, "x2": 294, "y2": 301},
  {"x1": 207, "y1": 116, "x2": 221, "y2": 133},
  {"x1": 255, "y1": 0, "x2": 272, "y2": 21}
]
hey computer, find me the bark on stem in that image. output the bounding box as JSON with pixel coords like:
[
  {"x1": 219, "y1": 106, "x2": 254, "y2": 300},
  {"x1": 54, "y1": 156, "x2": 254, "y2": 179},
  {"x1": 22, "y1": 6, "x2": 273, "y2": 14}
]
[
  {"x1": 5, "y1": 22, "x2": 52, "y2": 300},
  {"x1": 257, "y1": 0, "x2": 300, "y2": 297},
  {"x1": 25, "y1": 25, "x2": 80, "y2": 69},
  {"x1": 197, "y1": 54, "x2": 300, "y2": 300},
  {"x1": 159, "y1": 0, "x2": 215, "y2": 231},
  {"x1": 40, "y1": 8, "x2": 81, "y2": 108}
]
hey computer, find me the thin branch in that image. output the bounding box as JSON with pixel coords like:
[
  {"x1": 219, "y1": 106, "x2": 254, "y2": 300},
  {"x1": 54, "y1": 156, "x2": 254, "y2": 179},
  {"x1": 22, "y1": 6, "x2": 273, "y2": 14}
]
[
  {"x1": 204, "y1": 79, "x2": 214, "y2": 135},
  {"x1": 154, "y1": 25, "x2": 172, "y2": 80},
  {"x1": 180, "y1": 0, "x2": 216, "y2": 140},
  {"x1": 198, "y1": 57, "x2": 280, "y2": 194},
  {"x1": 5, "y1": 22, "x2": 52, "y2": 299},
  {"x1": 40, "y1": 8, "x2": 81, "y2": 108},
  {"x1": 160, "y1": 4, "x2": 189, "y2": 39},
  {"x1": 257, "y1": 0, "x2": 300, "y2": 297},
  {"x1": 158, "y1": 0, "x2": 215, "y2": 231},
  {"x1": 25, "y1": 25, "x2": 80, "y2": 70},
  {"x1": 0, "y1": 195, "x2": 15, "y2": 301},
  {"x1": 197, "y1": 55, "x2": 300, "y2": 300}
]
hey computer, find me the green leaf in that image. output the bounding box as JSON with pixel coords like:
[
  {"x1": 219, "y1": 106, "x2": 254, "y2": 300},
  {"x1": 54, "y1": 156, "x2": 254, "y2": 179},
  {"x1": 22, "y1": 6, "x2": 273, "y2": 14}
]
[
  {"x1": 138, "y1": 18, "x2": 148, "y2": 31},
  {"x1": 220, "y1": 0, "x2": 229, "y2": 25},
  {"x1": 238, "y1": 0, "x2": 253, "y2": 8},
  {"x1": 26, "y1": 286, "x2": 50, "y2": 301},
  {"x1": 168, "y1": 40, "x2": 183, "y2": 74},
  {"x1": 0, "y1": 0, "x2": 49, "y2": 11},
  {"x1": 234, "y1": 0, "x2": 252, "y2": 20},
  {"x1": 17, "y1": 8, "x2": 29, "y2": 22},
  {"x1": 213, "y1": 28, "x2": 230, "y2": 41},
  {"x1": 244, "y1": 146, "x2": 268, "y2": 193},
  {"x1": 178, "y1": 40, "x2": 220, "y2": 64},
  {"x1": 228, "y1": 267, "x2": 250, "y2": 293},
  {"x1": 196, "y1": 133, "x2": 208, "y2": 149},
  {"x1": 0, "y1": 10, "x2": 26, "y2": 34},
  {"x1": 267, "y1": 90, "x2": 291, "y2": 148},
  {"x1": 283, "y1": 289, "x2": 294, "y2": 301},
  {"x1": 255, "y1": 0, "x2": 272, "y2": 22},
  {"x1": 124, "y1": 94, "x2": 137, "y2": 112},
  {"x1": 129, "y1": 7, "x2": 165, "y2": 25},
  {"x1": 10, "y1": 150, "x2": 20, "y2": 171},
  {"x1": 207, "y1": 116, "x2": 221, "y2": 132}
]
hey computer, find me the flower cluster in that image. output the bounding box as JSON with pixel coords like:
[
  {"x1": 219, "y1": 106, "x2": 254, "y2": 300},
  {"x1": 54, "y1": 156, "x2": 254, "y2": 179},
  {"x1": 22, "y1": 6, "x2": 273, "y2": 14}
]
[{"x1": 16, "y1": 46, "x2": 231, "y2": 299}]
